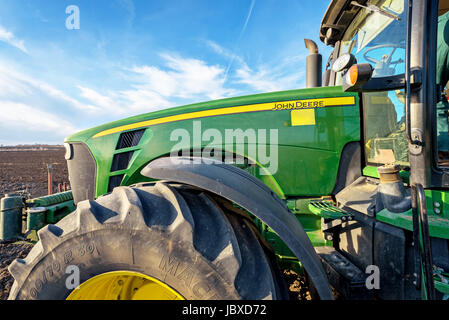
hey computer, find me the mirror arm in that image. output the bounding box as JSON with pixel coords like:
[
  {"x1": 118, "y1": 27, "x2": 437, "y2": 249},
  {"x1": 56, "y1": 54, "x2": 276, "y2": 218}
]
[{"x1": 359, "y1": 74, "x2": 405, "y2": 92}]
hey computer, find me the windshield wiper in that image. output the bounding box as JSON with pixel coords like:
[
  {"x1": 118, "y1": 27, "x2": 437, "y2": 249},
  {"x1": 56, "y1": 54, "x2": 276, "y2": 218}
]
[{"x1": 350, "y1": 1, "x2": 401, "y2": 21}]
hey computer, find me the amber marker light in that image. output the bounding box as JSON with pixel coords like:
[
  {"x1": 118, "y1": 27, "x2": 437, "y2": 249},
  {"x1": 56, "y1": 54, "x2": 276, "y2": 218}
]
[
  {"x1": 346, "y1": 65, "x2": 358, "y2": 86},
  {"x1": 342, "y1": 63, "x2": 373, "y2": 92}
]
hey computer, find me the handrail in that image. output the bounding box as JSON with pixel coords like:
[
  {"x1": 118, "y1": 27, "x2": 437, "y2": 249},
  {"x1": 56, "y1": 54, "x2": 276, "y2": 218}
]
[{"x1": 415, "y1": 184, "x2": 436, "y2": 299}]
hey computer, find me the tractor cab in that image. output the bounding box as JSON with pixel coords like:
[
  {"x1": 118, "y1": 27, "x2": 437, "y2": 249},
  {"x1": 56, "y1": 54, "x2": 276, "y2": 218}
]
[
  {"x1": 334, "y1": 0, "x2": 408, "y2": 167},
  {"x1": 322, "y1": 0, "x2": 449, "y2": 180},
  {"x1": 322, "y1": 0, "x2": 409, "y2": 169},
  {"x1": 310, "y1": 0, "x2": 449, "y2": 299}
]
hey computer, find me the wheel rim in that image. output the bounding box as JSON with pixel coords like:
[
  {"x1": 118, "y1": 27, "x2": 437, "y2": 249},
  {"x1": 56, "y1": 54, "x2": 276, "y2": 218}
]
[{"x1": 66, "y1": 271, "x2": 185, "y2": 300}]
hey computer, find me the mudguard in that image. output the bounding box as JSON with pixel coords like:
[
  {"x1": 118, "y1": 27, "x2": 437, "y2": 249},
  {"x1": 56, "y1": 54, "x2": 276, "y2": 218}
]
[{"x1": 141, "y1": 157, "x2": 333, "y2": 300}]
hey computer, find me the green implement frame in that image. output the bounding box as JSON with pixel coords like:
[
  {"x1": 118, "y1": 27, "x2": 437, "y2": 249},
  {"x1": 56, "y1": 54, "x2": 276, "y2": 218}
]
[{"x1": 0, "y1": 191, "x2": 75, "y2": 242}]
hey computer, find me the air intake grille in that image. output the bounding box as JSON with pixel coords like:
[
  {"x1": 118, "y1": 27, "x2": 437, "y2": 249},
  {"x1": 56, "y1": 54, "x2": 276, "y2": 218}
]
[
  {"x1": 111, "y1": 151, "x2": 134, "y2": 172},
  {"x1": 116, "y1": 129, "x2": 145, "y2": 149},
  {"x1": 67, "y1": 143, "x2": 97, "y2": 204},
  {"x1": 108, "y1": 174, "x2": 124, "y2": 192}
]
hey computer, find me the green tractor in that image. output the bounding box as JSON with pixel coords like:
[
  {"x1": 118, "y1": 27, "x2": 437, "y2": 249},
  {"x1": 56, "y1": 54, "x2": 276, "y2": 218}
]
[{"x1": 4, "y1": 0, "x2": 449, "y2": 300}]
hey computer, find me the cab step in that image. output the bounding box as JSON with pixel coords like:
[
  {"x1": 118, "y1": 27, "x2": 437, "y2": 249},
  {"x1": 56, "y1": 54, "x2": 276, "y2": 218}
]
[{"x1": 308, "y1": 199, "x2": 354, "y2": 221}]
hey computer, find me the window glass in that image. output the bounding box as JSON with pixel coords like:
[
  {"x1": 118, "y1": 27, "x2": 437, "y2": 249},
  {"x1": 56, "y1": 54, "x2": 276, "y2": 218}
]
[
  {"x1": 336, "y1": 0, "x2": 408, "y2": 166},
  {"x1": 336, "y1": 0, "x2": 406, "y2": 85},
  {"x1": 364, "y1": 90, "x2": 408, "y2": 166}
]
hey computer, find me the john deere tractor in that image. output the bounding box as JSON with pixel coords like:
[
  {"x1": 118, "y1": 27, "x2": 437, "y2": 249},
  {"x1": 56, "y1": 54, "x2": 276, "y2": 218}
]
[{"x1": 4, "y1": 0, "x2": 449, "y2": 300}]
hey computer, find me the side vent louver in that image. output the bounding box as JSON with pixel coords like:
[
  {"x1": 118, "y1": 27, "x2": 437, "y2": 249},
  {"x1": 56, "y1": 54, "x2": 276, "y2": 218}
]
[
  {"x1": 108, "y1": 174, "x2": 124, "y2": 192},
  {"x1": 111, "y1": 151, "x2": 134, "y2": 172},
  {"x1": 116, "y1": 129, "x2": 145, "y2": 150}
]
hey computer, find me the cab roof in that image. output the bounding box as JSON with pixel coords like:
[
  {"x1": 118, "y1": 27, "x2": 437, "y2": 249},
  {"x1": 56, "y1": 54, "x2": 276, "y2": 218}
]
[
  {"x1": 321, "y1": 0, "x2": 449, "y2": 46},
  {"x1": 320, "y1": 0, "x2": 367, "y2": 46}
]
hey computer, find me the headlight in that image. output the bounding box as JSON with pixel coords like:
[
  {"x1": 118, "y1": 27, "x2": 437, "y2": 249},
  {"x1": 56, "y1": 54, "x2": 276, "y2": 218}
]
[{"x1": 64, "y1": 143, "x2": 73, "y2": 160}]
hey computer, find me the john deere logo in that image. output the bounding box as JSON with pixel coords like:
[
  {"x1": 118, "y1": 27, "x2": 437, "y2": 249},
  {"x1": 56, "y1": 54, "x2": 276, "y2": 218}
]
[
  {"x1": 272, "y1": 96, "x2": 355, "y2": 111},
  {"x1": 273, "y1": 100, "x2": 324, "y2": 110}
]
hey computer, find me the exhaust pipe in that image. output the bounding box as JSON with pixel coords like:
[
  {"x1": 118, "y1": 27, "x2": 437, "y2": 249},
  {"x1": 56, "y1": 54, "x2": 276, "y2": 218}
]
[{"x1": 304, "y1": 39, "x2": 322, "y2": 88}]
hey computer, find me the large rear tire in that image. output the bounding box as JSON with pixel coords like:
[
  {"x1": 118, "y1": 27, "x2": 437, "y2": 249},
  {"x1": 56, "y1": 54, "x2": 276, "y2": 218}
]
[{"x1": 8, "y1": 182, "x2": 287, "y2": 300}]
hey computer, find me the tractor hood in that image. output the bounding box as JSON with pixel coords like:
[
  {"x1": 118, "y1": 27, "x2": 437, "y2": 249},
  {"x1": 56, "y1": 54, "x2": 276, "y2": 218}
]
[
  {"x1": 65, "y1": 87, "x2": 333, "y2": 143},
  {"x1": 64, "y1": 85, "x2": 359, "y2": 201}
]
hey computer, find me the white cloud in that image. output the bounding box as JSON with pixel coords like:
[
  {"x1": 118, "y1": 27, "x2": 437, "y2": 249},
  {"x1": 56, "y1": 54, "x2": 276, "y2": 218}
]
[
  {"x1": 77, "y1": 53, "x2": 238, "y2": 117},
  {"x1": 235, "y1": 64, "x2": 283, "y2": 92},
  {"x1": 206, "y1": 41, "x2": 241, "y2": 63},
  {"x1": 0, "y1": 101, "x2": 78, "y2": 135},
  {"x1": 0, "y1": 61, "x2": 94, "y2": 144},
  {"x1": 119, "y1": 88, "x2": 172, "y2": 112},
  {"x1": 77, "y1": 83, "x2": 172, "y2": 116},
  {"x1": 235, "y1": 63, "x2": 303, "y2": 92},
  {"x1": 78, "y1": 86, "x2": 115, "y2": 112},
  {"x1": 75, "y1": 47, "x2": 307, "y2": 120},
  {"x1": 207, "y1": 41, "x2": 305, "y2": 92},
  {"x1": 0, "y1": 25, "x2": 27, "y2": 53},
  {"x1": 0, "y1": 62, "x2": 98, "y2": 113},
  {"x1": 133, "y1": 53, "x2": 236, "y2": 100}
]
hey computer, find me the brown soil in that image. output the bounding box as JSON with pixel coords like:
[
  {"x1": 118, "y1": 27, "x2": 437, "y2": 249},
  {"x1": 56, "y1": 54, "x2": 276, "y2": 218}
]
[
  {"x1": 0, "y1": 146, "x2": 69, "y2": 299},
  {"x1": 0, "y1": 147, "x2": 69, "y2": 198},
  {"x1": 282, "y1": 269, "x2": 312, "y2": 300},
  {"x1": 0, "y1": 241, "x2": 33, "y2": 300}
]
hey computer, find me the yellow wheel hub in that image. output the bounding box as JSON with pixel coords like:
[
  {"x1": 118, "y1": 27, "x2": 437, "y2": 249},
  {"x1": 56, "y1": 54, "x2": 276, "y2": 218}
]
[{"x1": 66, "y1": 271, "x2": 184, "y2": 300}]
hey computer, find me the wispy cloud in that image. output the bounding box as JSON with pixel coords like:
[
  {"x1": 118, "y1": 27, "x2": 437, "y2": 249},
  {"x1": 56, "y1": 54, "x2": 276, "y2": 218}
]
[
  {"x1": 0, "y1": 101, "x2": 77, "y2": 134},
  {"x1": 77, "y1": 86, "x2": 115, "y2": 113},
  {"x1": 0, "y1": 101, "x2": 79, "y2": 145},
  {"x1": 78, "y1": 53, "x2": 237, "y2": 117},
  {"x1": 224, "y1": 0, "x2": 256, "y2": 81},
  {"x1": 117, "y1": 0, "x2": 136, "y2": 26},
  {"x1": 207, "y1": 41, "x2": 306, "y2": 92},
  {"x1": 76, "y1": 43, "x2": 305, "y2": 118},
  {"x1": 235, "y1": 63, "x2": 302, "y2": 92},
  {"x1": 0, "y1": 25, "x2": 27, "y2": 53},
  {"x1": 0, "y1": 63, "x2": 97, "y2": 112},
  {"x1": 241, "y1": 0, "x2": 256, "y2": 38}
]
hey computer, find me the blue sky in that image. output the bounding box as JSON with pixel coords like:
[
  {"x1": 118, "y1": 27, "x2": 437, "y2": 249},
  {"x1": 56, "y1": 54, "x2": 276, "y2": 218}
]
[{"x1": 0, "y1": 0, "x2": 333, "y2": 145}]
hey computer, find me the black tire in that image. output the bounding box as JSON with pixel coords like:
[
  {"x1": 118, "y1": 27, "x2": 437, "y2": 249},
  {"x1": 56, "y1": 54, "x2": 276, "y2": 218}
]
[{"x1": 8, "y1": 182, "x2": 287, "y2": 300}]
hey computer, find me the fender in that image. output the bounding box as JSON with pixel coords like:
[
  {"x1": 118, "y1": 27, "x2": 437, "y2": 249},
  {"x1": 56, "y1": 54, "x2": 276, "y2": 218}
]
[{"x1": 141, "y1": 157, "x2": 333, "y2": 300}]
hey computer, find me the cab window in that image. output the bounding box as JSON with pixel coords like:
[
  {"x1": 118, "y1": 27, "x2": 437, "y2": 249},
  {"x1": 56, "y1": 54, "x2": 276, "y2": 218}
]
[{"x1": 336, "y1": 0, "x2": 408, "y2": 167}]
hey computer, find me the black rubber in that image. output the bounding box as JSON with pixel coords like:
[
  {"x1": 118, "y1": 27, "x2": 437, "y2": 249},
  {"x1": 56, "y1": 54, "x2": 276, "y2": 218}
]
[
  {"x1": 8, "y1": 182, "x2": 287, "y2": 300},
  {"x1": 141, "y1": 156, "x2": 333, "y2": 299}
]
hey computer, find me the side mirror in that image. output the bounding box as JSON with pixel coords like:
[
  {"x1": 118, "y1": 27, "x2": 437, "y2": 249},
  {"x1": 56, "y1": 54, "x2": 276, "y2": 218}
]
[
  {"x1": 342, "y1": 63, "x2": 374, "y2": 92},
  {"x1": 332, "y1": 53, "x2": 375, "y2": 92}
]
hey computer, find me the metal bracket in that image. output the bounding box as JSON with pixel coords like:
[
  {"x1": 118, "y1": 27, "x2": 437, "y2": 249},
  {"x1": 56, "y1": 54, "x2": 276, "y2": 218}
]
[{"x1": 410, "y1": 128, "x2": 424, "y2": 155}]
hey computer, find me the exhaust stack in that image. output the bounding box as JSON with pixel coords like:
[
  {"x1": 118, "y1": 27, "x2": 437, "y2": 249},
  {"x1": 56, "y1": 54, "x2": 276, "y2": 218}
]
[{"x1": 304, "y1": 39, "x2": 322, "y2": 88}]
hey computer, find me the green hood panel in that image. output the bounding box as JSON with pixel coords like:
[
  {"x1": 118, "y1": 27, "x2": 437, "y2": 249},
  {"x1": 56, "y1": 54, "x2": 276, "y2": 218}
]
[
  {"x1": 65, "y1": 85, "x2": 360, "y2": 199},
  {"x1": 65, "y1": 86, "x2": 355, "y2": 142}
]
